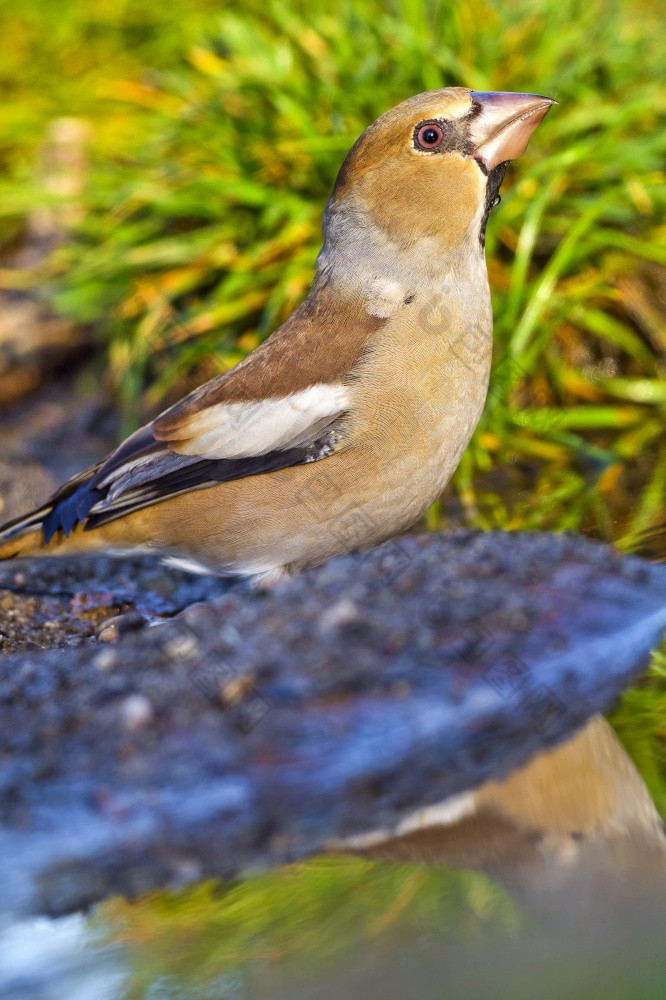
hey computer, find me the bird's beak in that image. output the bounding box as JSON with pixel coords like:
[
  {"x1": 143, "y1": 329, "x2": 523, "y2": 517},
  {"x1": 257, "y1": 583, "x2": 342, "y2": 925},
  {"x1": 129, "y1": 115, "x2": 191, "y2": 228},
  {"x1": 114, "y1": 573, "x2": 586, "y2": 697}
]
[{"x1": 469, "y1": 91, "x2": 556, "y2": 171}]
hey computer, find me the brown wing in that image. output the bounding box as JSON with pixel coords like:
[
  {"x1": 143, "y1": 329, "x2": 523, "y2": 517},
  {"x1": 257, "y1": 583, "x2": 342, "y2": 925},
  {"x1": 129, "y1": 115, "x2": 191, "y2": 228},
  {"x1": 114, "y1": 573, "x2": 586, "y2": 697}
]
[
  {"x1": 153, "y1": 284, "x2": 384, "y2": 443},
  {"x1": 26, "y1": 289, "x2": 381, "y2": 540}
]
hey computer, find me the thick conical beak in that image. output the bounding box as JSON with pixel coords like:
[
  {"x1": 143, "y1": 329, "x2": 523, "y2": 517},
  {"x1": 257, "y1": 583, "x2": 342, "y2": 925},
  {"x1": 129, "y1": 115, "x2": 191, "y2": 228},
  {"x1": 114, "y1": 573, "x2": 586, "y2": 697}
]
[{"x1": 469, "y1": 91, "x2": 556, "y2": 171}]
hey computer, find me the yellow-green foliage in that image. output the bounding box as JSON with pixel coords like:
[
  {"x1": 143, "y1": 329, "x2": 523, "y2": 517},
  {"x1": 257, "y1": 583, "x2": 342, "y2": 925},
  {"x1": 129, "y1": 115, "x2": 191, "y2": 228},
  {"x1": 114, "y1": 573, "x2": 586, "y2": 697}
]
[
  {"x1": 98, "y1": 858, "x2": 518, "y2": 998},
  {"x1": 611, "y1": 646, "x2": 666, "y2": 815}
]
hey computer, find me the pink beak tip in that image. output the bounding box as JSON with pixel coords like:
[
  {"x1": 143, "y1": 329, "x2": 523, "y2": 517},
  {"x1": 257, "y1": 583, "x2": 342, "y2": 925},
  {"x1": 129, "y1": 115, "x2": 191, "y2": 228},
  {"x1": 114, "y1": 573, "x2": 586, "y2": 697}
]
[{"x1": 469, "y1": 90, "x2": 557, "y2": 170}]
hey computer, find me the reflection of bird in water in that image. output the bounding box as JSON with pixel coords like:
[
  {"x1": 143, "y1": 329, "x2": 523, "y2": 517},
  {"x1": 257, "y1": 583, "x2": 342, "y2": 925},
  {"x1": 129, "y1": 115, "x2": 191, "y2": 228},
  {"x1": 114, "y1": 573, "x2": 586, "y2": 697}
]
[{"x1": 340, "y1": 716, "x2": 666, "y2": 908}]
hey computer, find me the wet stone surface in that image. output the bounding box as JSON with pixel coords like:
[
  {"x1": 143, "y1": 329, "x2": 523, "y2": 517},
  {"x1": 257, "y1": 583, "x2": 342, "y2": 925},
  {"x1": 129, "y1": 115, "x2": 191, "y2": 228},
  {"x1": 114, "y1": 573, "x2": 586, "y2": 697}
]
[
  {"x1": 0, "y1": 530, "x2": 664, "y2": 917},
  {"x1": 0, "y1": 554, "x2": 232, "y2": 653}
]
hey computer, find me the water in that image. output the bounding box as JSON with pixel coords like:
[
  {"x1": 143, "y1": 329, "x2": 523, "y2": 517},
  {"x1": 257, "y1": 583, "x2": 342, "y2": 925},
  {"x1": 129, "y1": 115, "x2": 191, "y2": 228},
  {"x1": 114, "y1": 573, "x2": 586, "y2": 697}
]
[
  {"x1": 0, "y1": 915, "x2": 126, "y2": 1000},
  {"x1": 2, "y1": 711, "x2": 666, "y2": 1000}
]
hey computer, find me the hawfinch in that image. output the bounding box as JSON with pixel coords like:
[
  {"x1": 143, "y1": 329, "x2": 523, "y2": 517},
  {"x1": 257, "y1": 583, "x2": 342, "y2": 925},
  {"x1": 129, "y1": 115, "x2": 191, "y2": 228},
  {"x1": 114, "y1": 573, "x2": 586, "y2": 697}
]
[
  {"x1": 352, "y1": 717, "x2": 666, "y2": 899},
  {"x1": 0, "y1": 89, "x2": 554, "y2": 581}
]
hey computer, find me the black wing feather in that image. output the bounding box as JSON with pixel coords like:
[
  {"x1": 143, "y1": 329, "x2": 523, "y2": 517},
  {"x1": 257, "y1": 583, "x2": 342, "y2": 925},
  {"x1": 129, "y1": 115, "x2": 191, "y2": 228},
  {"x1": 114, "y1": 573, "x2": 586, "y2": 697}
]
[
  {"x1": 84, "y1": 447, "x2": 311, "y2": 530},
  {"x1": 1, "y1": 412, "x2": 342, "y2": 545}
]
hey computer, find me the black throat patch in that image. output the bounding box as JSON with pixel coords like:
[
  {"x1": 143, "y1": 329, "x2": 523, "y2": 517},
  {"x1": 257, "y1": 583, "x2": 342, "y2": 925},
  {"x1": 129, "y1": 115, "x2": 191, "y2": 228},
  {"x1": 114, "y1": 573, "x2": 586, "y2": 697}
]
[{"x1": 479, "y1": 161, "x2": 508, "y2": 249}]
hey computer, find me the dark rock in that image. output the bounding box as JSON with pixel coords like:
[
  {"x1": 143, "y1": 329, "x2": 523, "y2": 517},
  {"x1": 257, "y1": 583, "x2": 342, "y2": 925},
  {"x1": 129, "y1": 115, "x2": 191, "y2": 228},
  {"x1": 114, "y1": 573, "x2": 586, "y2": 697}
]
[{"x1": 0, "y1": 530, "x2": 664, "y2": 916}]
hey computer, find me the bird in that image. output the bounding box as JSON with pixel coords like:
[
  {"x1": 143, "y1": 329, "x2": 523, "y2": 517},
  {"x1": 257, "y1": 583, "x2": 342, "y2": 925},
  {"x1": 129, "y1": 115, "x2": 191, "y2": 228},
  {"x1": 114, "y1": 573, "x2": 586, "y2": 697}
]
[
  {"x1": 342, "y1": 716, "x2": 666, "y2": 906},
  {"x1": 0, "y1": 88, "x2": 554, "y2": 583}
]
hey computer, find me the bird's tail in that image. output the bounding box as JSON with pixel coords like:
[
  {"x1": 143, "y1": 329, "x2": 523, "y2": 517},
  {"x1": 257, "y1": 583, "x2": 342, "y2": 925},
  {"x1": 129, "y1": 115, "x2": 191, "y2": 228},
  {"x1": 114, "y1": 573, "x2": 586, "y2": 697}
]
[
  {"x1": 0, "y1": 510, "x2": 45, "y2": 559},
  {"x1": 0, "y1": 467, "x2": 103, "y2": 561},
  {"x1": 0, "y1": 503, "x2": 58, "y2": 560}
]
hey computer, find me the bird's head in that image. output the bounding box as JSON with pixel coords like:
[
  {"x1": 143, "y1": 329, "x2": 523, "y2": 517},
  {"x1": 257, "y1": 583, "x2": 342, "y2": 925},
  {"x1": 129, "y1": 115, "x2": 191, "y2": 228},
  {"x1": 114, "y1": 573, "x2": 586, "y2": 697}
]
[{"x1": 320, "y1": 88, "x2": 555, "y2": 294}]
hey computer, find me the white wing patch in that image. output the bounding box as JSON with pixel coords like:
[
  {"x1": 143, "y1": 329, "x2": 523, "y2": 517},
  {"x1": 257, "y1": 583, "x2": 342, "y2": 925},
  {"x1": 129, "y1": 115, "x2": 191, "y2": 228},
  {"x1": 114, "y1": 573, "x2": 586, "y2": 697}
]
[{"x1": 167, "y1": 383, "x2": 350, "y2": 459}]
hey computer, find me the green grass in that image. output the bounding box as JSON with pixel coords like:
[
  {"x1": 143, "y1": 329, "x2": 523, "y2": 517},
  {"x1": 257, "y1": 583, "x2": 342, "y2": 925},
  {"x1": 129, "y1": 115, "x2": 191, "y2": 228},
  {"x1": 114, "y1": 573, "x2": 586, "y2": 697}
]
[
  {"x1": 98, "y1": 859, "x2": 519, "y2": 998},
  {"x1": 0, "y1": 0, "x2": 222, "y2": 171},
  {"x1": 611, "y1": 646, "x2": 666, "y2": 815}
]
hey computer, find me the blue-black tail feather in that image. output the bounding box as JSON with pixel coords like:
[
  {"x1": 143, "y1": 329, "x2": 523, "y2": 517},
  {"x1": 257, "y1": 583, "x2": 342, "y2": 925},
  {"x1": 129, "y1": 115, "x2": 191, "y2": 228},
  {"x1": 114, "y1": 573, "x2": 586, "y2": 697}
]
[{"x1": 42, "y1": 483, "x2": 106, "y2": 543}]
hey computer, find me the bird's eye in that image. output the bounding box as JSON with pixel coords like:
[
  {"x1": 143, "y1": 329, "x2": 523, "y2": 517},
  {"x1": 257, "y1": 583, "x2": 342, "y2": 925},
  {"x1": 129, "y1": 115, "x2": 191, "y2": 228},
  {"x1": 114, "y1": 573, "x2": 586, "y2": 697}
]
[{"x1": 414, "y1": 121, "x2": 444, "y2": 150}]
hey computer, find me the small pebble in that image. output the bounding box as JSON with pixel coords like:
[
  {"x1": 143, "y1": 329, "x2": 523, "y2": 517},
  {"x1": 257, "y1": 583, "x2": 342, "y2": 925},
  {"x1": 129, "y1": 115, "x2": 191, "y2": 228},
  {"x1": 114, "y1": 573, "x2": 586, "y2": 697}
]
[
  {"x1": 94, "y1": 649, "x2": 117, "y2": 672},
  {"x1": 219, "y1": 676, "x2": 254, "y2": 706},
  {"x1": 164, "y1": 635, "x2": 200, "y2": 661},
  {"x1": 119, "y1": 694, "x2": 154, "y2": 731},
  {"x1": 70, "y1": 591, "x2": 115, "y2": 612},
  {"x1": 97, "y1": 624, "x2": 119, "y2": 644},
  {"x1": 320, "y1": 598, "x2": 359, "y2": 632},
  {"x1": 97, "y1": 611, "x2": 147, "y2": 643}
]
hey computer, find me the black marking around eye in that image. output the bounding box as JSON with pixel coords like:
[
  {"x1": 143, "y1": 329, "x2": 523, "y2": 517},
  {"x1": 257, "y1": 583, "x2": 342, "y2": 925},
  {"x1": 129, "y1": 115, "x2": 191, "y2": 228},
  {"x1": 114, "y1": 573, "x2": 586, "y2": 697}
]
[
  {"x1": 467, "y1": 100, "x2": 484, "y2": 121},
  {"x1": 412, "y1": 117, "x2": 472, "y2": 155}
]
